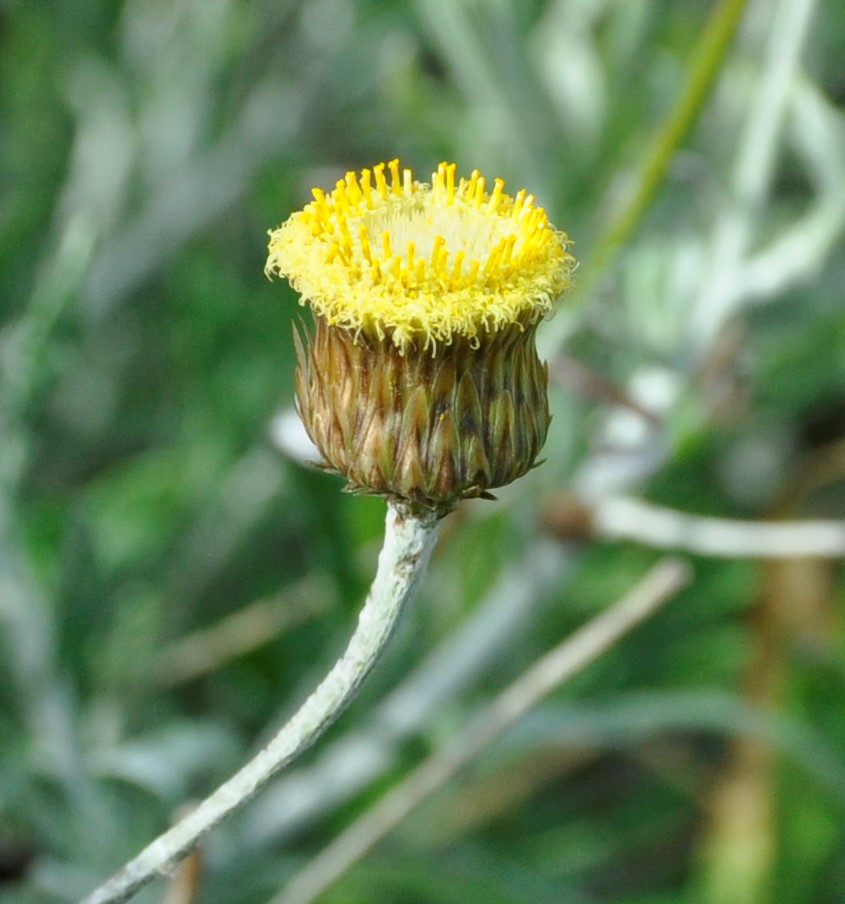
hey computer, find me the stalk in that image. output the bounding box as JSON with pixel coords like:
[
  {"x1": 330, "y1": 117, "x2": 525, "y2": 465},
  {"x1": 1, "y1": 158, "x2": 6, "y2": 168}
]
[{"x1": 80, "y1": 502, "x2": 440, "y2": 904}]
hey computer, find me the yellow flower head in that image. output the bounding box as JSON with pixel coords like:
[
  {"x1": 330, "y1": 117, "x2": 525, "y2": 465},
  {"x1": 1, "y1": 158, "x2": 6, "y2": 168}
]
[
  {"x1": 265, "y1": 160, "x2": 575, "y2": 352},
  {"x1": 267, "y1": 160, "x2": 576, "y2": 512}
]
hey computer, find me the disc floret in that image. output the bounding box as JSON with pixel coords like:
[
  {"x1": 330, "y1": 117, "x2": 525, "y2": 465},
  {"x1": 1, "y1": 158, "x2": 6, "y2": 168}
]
[{"x1": 266, "y1": 160, "x2": 574, "y2": 352}]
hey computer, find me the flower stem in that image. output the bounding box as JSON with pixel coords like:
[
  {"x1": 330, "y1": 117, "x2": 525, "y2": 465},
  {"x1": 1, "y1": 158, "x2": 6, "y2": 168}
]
[{"x1": 80, "y1": 502, "x2": 441, "y2": 904}]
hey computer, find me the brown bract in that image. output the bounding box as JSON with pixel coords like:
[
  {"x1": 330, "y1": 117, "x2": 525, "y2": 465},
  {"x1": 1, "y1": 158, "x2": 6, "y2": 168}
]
[{"x1": 295, "y1": 315, "x2": 550, "y2": 513}]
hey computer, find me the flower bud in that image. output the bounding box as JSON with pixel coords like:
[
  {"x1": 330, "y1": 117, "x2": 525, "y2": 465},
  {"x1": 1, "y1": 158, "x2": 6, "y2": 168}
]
[{"x1": 267, "y1": 160, "x2": 576, "y2": 513}]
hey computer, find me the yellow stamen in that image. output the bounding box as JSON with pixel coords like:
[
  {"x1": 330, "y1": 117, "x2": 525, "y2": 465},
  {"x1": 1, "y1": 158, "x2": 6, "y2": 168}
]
[
  {"x1": 465, "y1": 170, "x2": 479, "y2": 201},
  {"x1": 360, "y1": 169, "x2": 373, "y2": 208},
  {"x1": 488, "y1": 238, "x2": 505, "y2": 270},
  {"x1": 446, "y1": 162, "x2": 456, "y2": 205},
  {"x1": 435, "y1": 245, "x2": 448, "y2": 283},
  {"x1": 374, "y1": 162, "x2": 388, "y2": 198},
  {"x1": 430, "y1": 234, "x2": 445, "y2": 269},
  {"x1": 345, "y1": 171, "x2": 361, "y2": 205},
  {"x1": 510, "y1": 189, "x2": 526, "y2": 220},
  {"x1": 486, "y1": 178, "x2": 505, "y2": 213},
  {"x1": 359, "y1": 225, "x2": 372, "y2": 264},
  {"x1": 451, "y1": 249, "x2": 466, "y2": 286},
  {"x1": 388, "y1": 158, "x2": 401, "y2": 196}
]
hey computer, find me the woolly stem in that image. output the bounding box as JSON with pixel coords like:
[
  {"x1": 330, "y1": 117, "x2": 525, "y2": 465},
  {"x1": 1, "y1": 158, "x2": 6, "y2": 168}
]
[{"x1": 80, "y1": 502, "x2": 441, "y2": 904}]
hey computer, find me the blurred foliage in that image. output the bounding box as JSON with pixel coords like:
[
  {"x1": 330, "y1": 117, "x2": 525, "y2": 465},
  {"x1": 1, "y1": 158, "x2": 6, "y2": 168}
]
[{"x1": 1, "y1": 0, "x2": 845, "y2": 903}]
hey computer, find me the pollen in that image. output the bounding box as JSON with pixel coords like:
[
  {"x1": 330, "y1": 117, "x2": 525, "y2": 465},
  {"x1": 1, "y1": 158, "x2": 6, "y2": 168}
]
[{"x1": 266, "y1": 160, "x2": 576, "y2": 352}]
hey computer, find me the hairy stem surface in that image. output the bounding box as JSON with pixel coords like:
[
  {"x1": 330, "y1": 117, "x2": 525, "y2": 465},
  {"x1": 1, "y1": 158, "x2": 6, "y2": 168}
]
[{"x1": 81, "y1": 502, "x2": 440, "y2": 904}]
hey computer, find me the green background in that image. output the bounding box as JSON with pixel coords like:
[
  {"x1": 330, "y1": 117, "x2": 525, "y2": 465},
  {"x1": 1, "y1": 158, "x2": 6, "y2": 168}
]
[{"x1": 2, "y1": 1, "x2": 845, "y2": 902}]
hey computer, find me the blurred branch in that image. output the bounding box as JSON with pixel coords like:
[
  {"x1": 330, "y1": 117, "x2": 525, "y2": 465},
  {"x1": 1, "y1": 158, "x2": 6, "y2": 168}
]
[
  {"x1": 152, "y1": 576, "x2": 330, "y2": 690},
  {"x1": 545, "y1": 494, "x2": 845, "y2": 559},
  {"x1": 504, "y1": 690, "x2": 845, "y2": 809},
  {"x1": 412, "y1": 0, "x2": 553, "y2": 195},
  {"x1": 83, "y1": 71, "x2": 302, "y2": 322},
  {"x1": 692, "y1": 443, "x2": 842, "y2": 903},
  {"x1": 585, "y1": 0, "x2": 750, "y2": 283},
  {"x1": 692, "y1": 0, "x2": 818, "y2": 347},
  {"x1": 270, "y1": 558, "x2": 691, "y2": 904},
  {"x1": 741, "y1": 75, "x2": 845, "y2": 302},
  {"x1": 550, "y1": 357, "x2": 660, "y2": 426},
  {"x1": 81, "y1": 503, "x2": 440, "y2": 904}
]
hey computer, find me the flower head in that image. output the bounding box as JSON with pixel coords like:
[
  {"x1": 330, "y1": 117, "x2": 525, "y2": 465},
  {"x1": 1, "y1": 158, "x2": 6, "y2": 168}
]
[
  {"x1": 267, "y1": 160, "x2": 576, "y2": 513},
  {"x1": 266, "y1": 160, "x2": 574, "y2": 353}
]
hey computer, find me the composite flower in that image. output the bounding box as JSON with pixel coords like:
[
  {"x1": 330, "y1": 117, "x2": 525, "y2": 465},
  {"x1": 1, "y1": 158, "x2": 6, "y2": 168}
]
[{"x1": 266, "y1": 160, "x2": 576, "y2": 512}]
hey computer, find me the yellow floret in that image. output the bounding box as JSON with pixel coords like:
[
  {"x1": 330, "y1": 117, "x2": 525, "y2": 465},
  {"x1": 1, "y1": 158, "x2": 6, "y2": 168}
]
[{"x1": 265, "y1": 160, "x2": 576, "y2": 352}]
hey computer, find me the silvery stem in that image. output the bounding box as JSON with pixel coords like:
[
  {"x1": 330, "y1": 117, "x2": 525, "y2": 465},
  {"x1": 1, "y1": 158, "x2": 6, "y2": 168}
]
[{"x1": 80, "y1": 501, "x2": 441, "y2": 904}]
